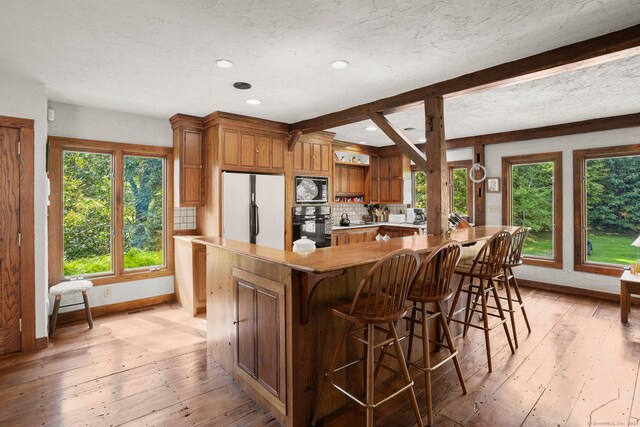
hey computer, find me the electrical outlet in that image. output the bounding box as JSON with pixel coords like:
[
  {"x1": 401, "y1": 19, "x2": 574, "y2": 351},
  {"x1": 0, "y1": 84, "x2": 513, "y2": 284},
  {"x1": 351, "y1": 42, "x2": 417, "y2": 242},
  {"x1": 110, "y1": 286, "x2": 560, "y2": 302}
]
[
  {"x1": 489, "y1": 205, "x2": 501, "y2": 213},
  {"x1": 103, "y1": 287, "x2": 112, "y2": 297}
]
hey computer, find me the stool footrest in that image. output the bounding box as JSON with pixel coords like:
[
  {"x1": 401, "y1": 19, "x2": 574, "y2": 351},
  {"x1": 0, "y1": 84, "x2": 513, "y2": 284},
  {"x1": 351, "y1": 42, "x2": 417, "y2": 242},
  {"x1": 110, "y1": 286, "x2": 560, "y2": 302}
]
[{"x1": 324, "y1": 374, "x2": 415, "y2": 409}]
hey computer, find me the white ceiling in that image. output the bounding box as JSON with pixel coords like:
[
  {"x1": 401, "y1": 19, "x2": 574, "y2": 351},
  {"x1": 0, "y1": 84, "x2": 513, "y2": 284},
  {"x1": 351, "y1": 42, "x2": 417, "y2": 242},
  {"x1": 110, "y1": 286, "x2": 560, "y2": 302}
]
[
  {"x1": 1, "y1": 0, "x2": 639, "y2": 142},
  {"x1": 330, "y1": 54, "x2": 640, "y2": 145}
]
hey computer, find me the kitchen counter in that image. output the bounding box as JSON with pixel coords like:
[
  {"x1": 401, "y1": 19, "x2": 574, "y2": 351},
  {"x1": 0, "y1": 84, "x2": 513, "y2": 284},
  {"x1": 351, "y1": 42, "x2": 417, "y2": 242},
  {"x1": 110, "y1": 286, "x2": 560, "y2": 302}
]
[
  {"x1": 194, "y1": 225, "x2": 517, "y2": 426},
  {"x1": 331, "y1": 221, "x2": 425, "y2": 231}
]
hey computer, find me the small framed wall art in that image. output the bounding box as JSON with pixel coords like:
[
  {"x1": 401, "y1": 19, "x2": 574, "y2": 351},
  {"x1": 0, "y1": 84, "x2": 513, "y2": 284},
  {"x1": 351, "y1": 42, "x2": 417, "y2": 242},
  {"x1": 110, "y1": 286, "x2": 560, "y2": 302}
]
[{"x1": 486, "y1": 177, "x2": 501, "y2": 193}]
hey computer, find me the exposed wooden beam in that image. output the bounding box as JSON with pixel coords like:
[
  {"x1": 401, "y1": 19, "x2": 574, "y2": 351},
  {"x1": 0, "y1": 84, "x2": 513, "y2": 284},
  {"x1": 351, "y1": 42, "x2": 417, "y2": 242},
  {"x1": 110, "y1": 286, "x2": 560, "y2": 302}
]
[
  {"x1": 287, "y1": 130, "x2": 302, "y2": 151},
  {"x1": 472, "y1": 144, "x2": 485, "y2": 226},
  {"x1": 424, "y1": 97, "x2": 450, "y2": 235},
  {"x1": 446, "y1": 112, "x2": 640, "y2": 149},
  {"x1": 368, "y1": 112, "x2": 428, "y2": 172},
  {"x1": 290, "y1": 25, "x2": 640, "y2": 134}
]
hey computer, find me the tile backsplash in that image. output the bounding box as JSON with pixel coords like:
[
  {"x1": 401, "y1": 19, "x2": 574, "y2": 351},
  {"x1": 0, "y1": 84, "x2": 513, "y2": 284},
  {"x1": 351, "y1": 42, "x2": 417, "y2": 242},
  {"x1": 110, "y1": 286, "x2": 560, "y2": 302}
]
[
  {"x1": 174, "y1": 207, "x2": 197, "y2": 230},
  {"x1": 332, "y1": 203, "x2": 407, "y2": 225}
]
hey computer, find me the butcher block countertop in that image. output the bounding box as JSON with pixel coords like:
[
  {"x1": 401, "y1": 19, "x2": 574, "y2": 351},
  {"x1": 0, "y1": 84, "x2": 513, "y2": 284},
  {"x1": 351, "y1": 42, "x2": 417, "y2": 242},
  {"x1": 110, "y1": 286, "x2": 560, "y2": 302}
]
[{"x1": 193, "y1": 225, "x2": 517, "y2": 274}]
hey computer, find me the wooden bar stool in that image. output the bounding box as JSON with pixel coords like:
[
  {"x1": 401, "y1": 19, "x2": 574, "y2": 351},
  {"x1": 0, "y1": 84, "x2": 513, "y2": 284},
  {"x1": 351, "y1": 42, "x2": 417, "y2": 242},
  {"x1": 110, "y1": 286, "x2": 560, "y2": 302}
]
[
  {"x1": 404, "y1": 241, "x2": 467, "y2": 426},
  {"x1": 447, "y1": 231, "x2": 515, "y2": 372},
  {"x1": 311, "y1": 248, "x2": 423, "y2": 427},
  {"x1": 49, "y1": 280, "x2": 94, "y2": 337},
  {"x1": 496, "y1": 227, "x2": 531, "y2": 348}
]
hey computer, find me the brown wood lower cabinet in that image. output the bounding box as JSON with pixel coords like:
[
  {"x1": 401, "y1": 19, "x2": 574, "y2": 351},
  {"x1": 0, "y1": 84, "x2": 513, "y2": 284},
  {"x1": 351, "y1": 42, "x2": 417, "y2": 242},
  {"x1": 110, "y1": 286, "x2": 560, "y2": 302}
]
[
  {"x1": 331, "y1": 226, "x2": 416, "y2": 246},
  {"x1": 234, "y1": 269, "x2": 286, "y2": 409},
  {"x1": 174, "y1": 237, "x2": 207, "y2": 316}
]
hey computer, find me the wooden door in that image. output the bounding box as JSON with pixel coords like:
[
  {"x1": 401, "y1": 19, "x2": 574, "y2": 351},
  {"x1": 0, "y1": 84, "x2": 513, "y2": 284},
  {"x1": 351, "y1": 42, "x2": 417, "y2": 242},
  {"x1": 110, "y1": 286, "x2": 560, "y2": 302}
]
[
  {"x1": 293, "y1": 141, "x2": 304, "y2": 171},
  {"x1": 302, "y1": 141, "x2": 313, "y2": 172},
  {"x1": 236, "y1": 281, "x2": 257, "y2": 376},
  {"x1": 256, "y1": 288, "x2": 280, "y2": 395},
  {"x1": 312, "y1": 143, "x2": 322, "y2": 172},
  {"x1": 364, "y1": 229, "x2": 379, "y2": 241},
  {"x1": 388, "y1": 155, "x2": 402, "y2": 178},
  {"x1": 320, "y1": 143, "x2": 330, "y2": 173},
  {"x1": 195, "y1": 246, "x2": 207, "y2": 312},
  {"x1": 390, "y1": 176, "x2": 403, "y2": 202},
  {"x1": 370, "y1": 156, "x2": 379, "y2": 202},
  {"x1": 335, "y1": 165, "x2": 349, "y2": 194},
  {"x1": 222, "y1": 130, "x2": 240, "y2": 167},
  {"x1": 240, "y1": 133, "x2": 256, "y2": 167},
  {"x1": 348, "y1": 167, "x2": 364, "y2": 194},
  {"x1": 349, "y1": 232, "x2": 365, "y2": 244},
  {"x1": 255, "y1": 135, "x2": 271, "y2": 169},
  {"x1": 180, "y1": 129, "x2": 203, "y2": 206},
  {"x1": 335, "y1": 233, "x2": 348, "y2": 246},
  {"x1": 0, "y1": 126, "x2": 21, "y2": 354},
  {"x1": 271, "y1": 137, "x2": 285, "y2": 170}
]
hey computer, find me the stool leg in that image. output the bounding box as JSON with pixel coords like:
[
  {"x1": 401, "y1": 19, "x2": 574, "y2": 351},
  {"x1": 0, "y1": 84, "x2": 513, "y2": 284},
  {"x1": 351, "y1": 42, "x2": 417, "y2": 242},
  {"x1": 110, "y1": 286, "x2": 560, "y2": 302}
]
[
  {"x1": 366, "y1": 323, "x2": 375, "y2": 427},
  {"x1": 447, "y1": 274, "x2": 465, "y2": 325},
  {"x1": 389, "y1": 321, "x2": 423, "y2": 427},
  {"x1": 49, "y1": 294, "x2": 62, "y2": 337},
  {"x1": 406, "y1": 304, "x2": 418, "y2": 363},
  {"x1": 491, "y1": 279, "x2": 515, "y2": 355},
  {"x1": 437, "y1": 301, "x2": 466, "y2": 395},
  {"x1": 421, "y1": 305, "x2": 433, "y2": 426},
  {"x1": 311, "y1": 320, "x2": 350, "y2": 427},
  {"x1": 82, "y1": 290, "x2": 94, "y2": 329},
  {"x1": 479, "y1": 280, "x2": 492, "y2": 372},
  {"x1": 503, "y1": 267, "x2": 518, "y2": 348},
  {"x1": 510, "y1": 267, "x2": 531, "y2": 333}
]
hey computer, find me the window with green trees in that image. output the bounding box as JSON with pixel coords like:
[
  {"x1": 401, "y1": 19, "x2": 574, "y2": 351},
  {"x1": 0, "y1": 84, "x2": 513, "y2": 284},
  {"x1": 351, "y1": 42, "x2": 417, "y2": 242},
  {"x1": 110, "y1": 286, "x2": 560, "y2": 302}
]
[
  {"x1": 124, "y1": 156, "x2": 165, "y2": 270},
  {"x1": 451, "y1": 168, "x2": 469, "y2": 215},
  {"x1": 503, "y1": 152, "x2": 562, "y2": 267},
  {"x1": 413, "y1": 171, "x2": 426, "y2": 208},
  {"x1": 50, "y1": 137, "x2": 172, "y2": 283},
  {"x1": 574, "y1": 145, "x2": 640, "y2": 275},
  {"x1": 63, "y1": 151, "x2": 113, "y2": 276}
]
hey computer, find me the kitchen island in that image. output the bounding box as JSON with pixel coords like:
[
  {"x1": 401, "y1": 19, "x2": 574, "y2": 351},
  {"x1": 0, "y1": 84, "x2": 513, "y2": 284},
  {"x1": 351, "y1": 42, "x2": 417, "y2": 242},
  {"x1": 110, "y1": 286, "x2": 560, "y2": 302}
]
[{"x1": 194, "y1": 226, "x2": 517, "y2": 426}]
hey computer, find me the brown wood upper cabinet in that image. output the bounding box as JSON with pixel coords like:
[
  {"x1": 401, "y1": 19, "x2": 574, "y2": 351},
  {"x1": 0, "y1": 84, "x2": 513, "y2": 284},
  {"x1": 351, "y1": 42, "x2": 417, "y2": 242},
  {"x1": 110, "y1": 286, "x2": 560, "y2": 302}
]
[
  {"x1": 171, "y1": 115, "x2": 204, "y2": 207},
  {"x1": 334, "y1": 164, "x2": 366, "y2": 195},
  {"x1": 222, "y1": 128, "x2": 285, "y2": 172},
  {"x1": 293, "y1": 133, "x2": 332, "y2": 175},
  {"x1": 373, "y1": 153, "x2": 407, "y2": 204}
]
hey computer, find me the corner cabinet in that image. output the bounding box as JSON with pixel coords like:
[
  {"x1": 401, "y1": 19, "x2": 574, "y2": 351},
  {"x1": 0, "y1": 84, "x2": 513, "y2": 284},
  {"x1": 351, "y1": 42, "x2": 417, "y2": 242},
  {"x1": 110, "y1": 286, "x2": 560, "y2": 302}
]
[
  {"x1": 171, "y1": 115, "x2": 204, "y2": 207},
  {"x1": 234, "y1": 269, "x2": 286, "y2": 411}
]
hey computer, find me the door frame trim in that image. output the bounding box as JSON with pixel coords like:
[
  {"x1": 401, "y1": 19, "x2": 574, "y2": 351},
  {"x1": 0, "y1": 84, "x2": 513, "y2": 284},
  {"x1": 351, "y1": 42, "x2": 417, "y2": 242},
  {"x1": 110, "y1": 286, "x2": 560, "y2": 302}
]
[{"x1": 0, "y1": 115, "x2": 36, "y2": 352}]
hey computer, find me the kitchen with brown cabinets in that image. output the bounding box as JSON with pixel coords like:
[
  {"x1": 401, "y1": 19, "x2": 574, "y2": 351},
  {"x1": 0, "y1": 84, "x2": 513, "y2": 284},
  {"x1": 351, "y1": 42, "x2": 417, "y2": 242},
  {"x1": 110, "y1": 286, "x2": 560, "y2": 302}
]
[{"x1": 3, "y1": 4, "x2": 639, "y2": 427}]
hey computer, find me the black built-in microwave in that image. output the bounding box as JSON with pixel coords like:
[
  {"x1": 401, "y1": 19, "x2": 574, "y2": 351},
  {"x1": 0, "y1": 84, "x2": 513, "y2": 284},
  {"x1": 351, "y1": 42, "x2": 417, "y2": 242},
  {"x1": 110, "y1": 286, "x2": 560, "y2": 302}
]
[{"x1": 294, "y1": 176, "x2": 328, "y2": 205}]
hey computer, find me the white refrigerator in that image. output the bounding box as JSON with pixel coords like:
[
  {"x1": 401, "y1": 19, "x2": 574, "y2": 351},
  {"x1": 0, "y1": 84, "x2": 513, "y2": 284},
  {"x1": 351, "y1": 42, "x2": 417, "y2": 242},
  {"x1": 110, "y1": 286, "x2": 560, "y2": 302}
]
[{"x1": 222, "y1": 172, "x2": 285, "y2": 250}]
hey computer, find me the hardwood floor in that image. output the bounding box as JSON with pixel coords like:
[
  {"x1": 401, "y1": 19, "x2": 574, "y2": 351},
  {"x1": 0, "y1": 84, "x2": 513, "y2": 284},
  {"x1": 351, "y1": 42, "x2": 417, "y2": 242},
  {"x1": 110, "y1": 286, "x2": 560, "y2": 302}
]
[{"x1": 1, "y1": 288, "x2": 638, "y2": 426}]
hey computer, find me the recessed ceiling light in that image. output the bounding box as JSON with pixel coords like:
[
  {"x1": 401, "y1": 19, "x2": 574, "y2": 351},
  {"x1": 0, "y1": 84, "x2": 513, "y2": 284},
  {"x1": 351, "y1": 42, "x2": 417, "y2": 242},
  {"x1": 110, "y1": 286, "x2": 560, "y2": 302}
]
[
  {"x1": 245, "y1": 99, "x2": 262, "y2": 105},
  {"x1": 419, "y1": 138, "x2": 427, "y2": 142},
  {"x1": 404, "y1": 127, "x2": 416, "y2": 131},
  {"x1": 365, "y1": 126, "x2": 377, "y2": 131},
  {"x1": 215, "y1": 59, "x2": 235, "y2": 68},
  {"x1": 330, "y1": 60, "x2": 350, "y2": 70},
  {"x1": 359, "y1": 141, "x2": 368, "y2": 145},
  {"x1": 233, "y1": 82, "x2": 252, "y2": 90}
]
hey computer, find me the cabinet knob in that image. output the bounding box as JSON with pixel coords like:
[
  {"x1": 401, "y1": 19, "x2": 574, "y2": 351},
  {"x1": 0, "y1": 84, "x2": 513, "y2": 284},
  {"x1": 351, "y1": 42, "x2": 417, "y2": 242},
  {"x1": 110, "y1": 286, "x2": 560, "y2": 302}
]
[{"x1": 233, "y1": 320, "x2": 241, "y2": 325}]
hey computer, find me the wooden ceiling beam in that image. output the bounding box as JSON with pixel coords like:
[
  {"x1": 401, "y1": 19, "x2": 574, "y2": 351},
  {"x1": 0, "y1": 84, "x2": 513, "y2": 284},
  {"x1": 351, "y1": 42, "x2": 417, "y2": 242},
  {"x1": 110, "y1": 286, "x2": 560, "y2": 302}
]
[
  {"x1": 287, "y1": 130, "x2": 302, "y2": 151},
  {"x1": 290, "y1": 24, "x2": 640, "y2": 134},
  {"x1": 446, "y1": 112, "x2": 640, "y2": 149},
  {"x1": 368, "y1": 112, "x2": 428, "y2": 172}
]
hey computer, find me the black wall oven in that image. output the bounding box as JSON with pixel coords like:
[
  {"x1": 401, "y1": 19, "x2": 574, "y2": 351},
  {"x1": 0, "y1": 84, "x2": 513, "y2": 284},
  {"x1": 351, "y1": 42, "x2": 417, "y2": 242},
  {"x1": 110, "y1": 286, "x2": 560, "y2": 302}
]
[
  {"x1": 295, "y1": 176, "x2": 329, "y2": 205},
  {"x1": 292, "y1": 206, "x2": 332, "y2": 248}
]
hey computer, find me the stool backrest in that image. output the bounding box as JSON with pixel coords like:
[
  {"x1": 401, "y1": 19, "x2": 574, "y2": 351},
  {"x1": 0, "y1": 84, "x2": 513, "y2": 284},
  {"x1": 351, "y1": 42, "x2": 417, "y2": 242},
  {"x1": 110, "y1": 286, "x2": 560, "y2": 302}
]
[
  {"x1": 468, "y1": 230, "x2": 512, "y2": 278},
  {"x1": 409, "y1": 241, "x2": 462, "y2": 301},
  {"x1": 504, "y1": 227, "x2": 529, "y2": 267},
  {"x1": 350, "y1": 248, "x2": 420, "y2": 321}
]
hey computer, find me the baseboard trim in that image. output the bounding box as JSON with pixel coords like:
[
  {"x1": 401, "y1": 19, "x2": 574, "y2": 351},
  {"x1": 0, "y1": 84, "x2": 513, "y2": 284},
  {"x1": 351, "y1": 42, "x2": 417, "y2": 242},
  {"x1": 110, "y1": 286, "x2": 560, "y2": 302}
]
[
  {"x1": 518, "y1": 278, "x2": 632, "y2": 303},
  {"x1": 35, "y1": 336, "x2": 49, "y2": 350},
  {"x1": 56, "y1": 293, "x2": 176, "y2": 325}
]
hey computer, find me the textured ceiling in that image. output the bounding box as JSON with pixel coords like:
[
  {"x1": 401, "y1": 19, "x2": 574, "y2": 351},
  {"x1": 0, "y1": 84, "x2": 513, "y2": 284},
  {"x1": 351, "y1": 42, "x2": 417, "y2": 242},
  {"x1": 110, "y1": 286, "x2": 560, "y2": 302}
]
[
  {"x1": 330, "y1": 54, "x2": 640, "y2": 145},
  {"x1": 1, "y1": 0, "x2": 639, "y2": 133}
]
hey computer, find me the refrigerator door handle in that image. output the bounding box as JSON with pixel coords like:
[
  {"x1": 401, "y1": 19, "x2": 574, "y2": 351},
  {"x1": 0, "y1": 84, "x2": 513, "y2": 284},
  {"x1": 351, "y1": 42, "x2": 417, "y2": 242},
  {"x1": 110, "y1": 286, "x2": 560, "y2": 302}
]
[
  {"x1": 255, "y1": 204, "x2": 260, "y2": 236},
  {"x1": 249, "y1": 203, "x2": 255, "y2": 240}
]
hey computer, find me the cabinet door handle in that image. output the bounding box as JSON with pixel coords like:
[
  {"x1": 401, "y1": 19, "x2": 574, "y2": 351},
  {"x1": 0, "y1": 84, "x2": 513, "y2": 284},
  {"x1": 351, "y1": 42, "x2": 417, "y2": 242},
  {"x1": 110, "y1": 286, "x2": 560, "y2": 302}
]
[{"x1": 233, "y1": 319, "x2": 241, "y2": 325}]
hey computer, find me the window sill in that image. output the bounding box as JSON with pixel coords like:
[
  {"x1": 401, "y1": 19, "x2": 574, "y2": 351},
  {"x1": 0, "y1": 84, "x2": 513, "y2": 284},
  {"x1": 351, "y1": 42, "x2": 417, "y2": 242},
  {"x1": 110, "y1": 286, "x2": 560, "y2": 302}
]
[
  {"x1": 68, "y1": 269, "x2": 174, "y2": 286},
  {"x1": 522, "y1": 257, "x2": 562, "y2": 269},
  {"x1": 574, "y1": 263, "x2": 623, "y2": 277}
]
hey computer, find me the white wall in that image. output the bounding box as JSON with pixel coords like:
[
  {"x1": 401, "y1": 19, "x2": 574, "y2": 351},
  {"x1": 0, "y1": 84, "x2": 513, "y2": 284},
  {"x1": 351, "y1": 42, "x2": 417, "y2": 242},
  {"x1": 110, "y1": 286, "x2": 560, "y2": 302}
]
[
  {"x1": 47, "y1": 102, "x2": 175, "y2": 313},
  {"x1": 484, "y1": 127, "x2": 640, "y2": 295},
  {"x1": 0, "y1": 73, "x2": 48, "y2": 338}
]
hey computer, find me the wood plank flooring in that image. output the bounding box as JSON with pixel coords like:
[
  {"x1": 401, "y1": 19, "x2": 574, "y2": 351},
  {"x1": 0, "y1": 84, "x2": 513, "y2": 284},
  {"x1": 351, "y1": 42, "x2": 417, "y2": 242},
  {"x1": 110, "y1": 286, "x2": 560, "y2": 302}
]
[{"x1": 1, "y1": 288, "x2": 639, "y2": 426}]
